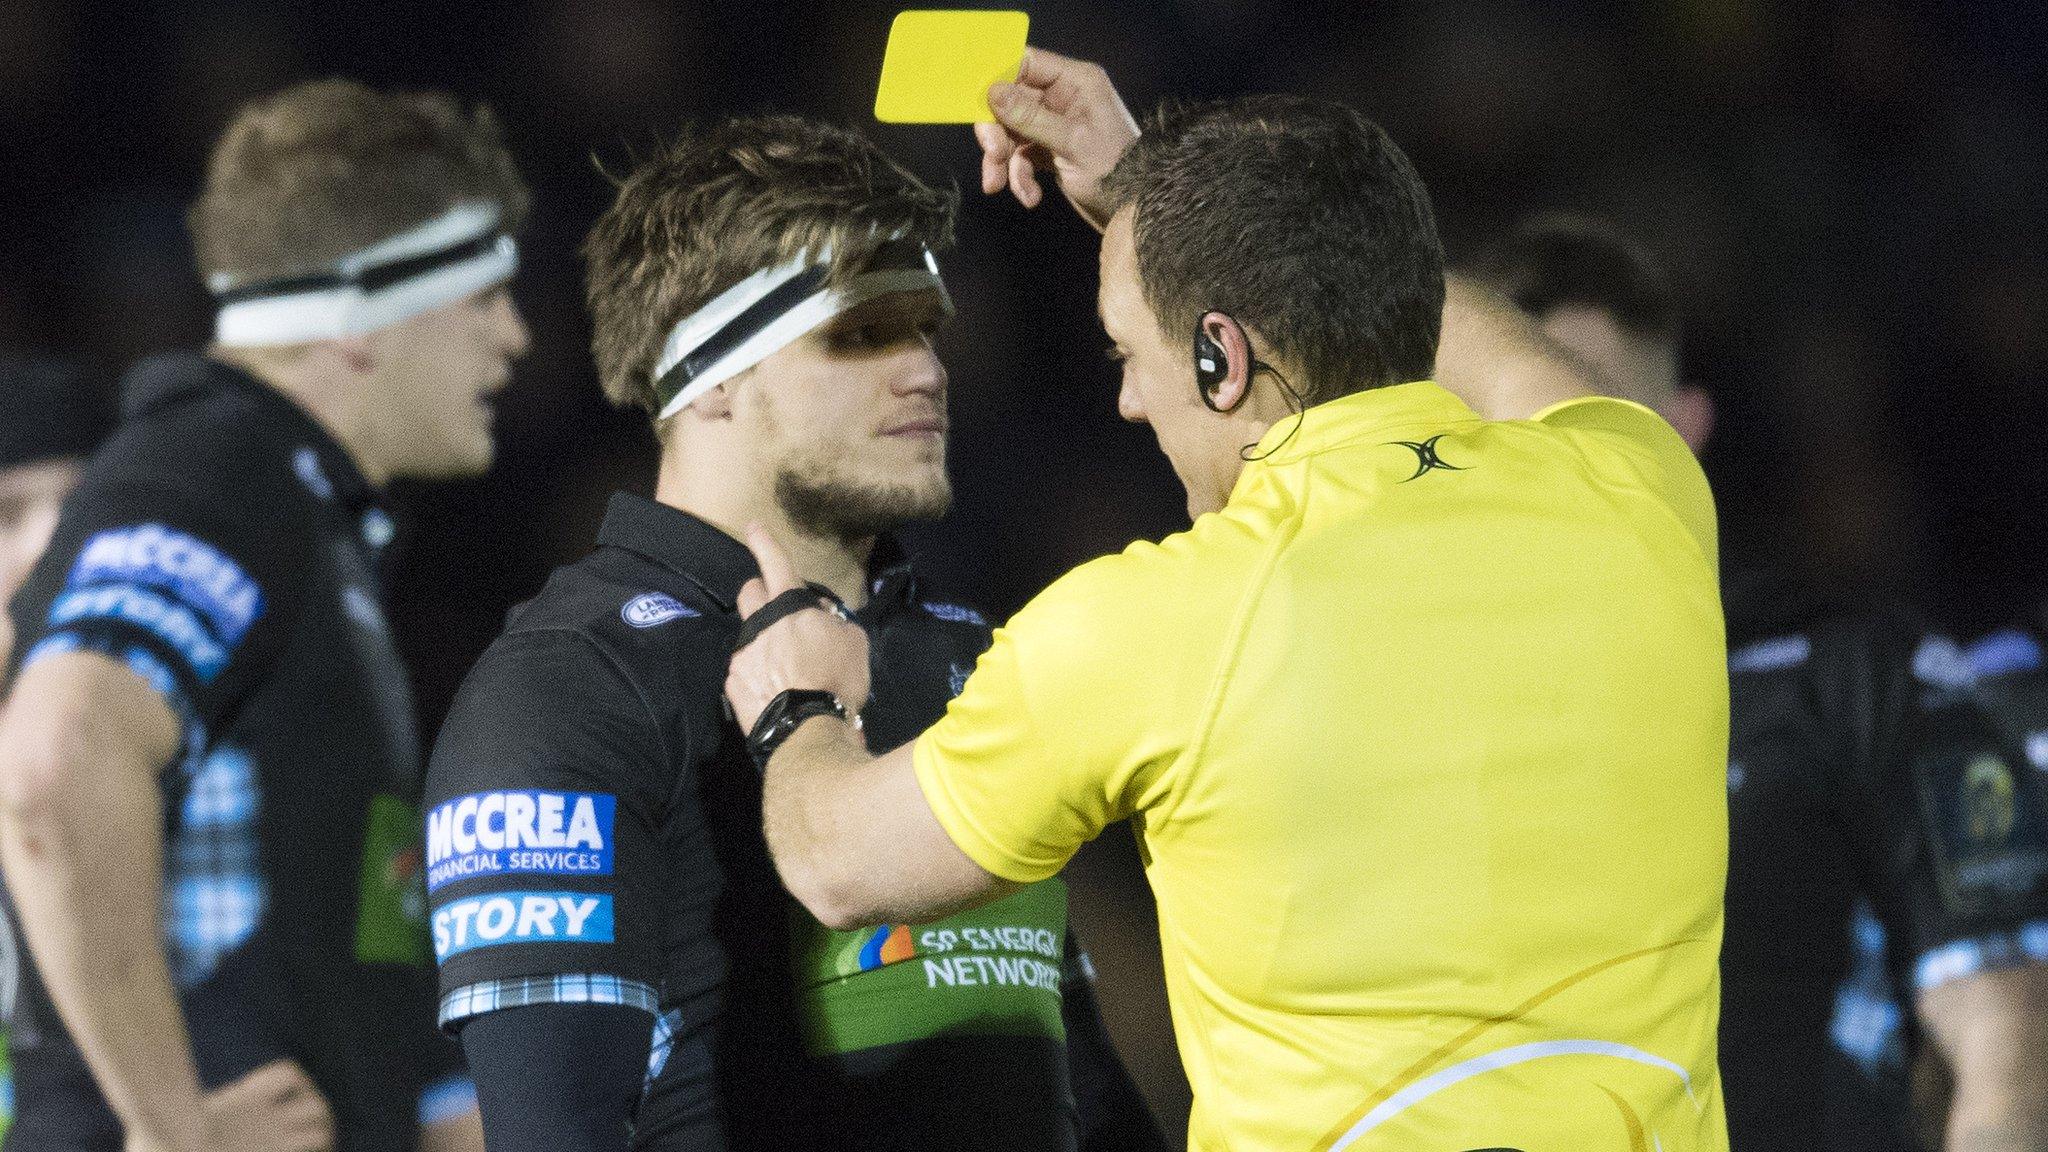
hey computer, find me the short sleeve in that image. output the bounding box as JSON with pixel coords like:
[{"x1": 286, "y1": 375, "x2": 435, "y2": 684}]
[
  {"x1": 423, "y1": 628, "x2": 672, "y2": 1030},
  {"x1": 1534, "y1": 395, "x2": 1717, "y2": 567},
  {"x1": 913, "y1": 553, "x2": 1198, "y2": 884},
  {"x1": 7, "y1": 481, "x2": 305, "y2": 748},
  {"x1": 1879, "y1": 628, "x2": 2048, "y2": 994}
]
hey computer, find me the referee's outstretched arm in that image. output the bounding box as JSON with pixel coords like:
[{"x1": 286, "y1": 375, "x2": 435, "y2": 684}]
[{"x1": 0, "y1": 654, "x2": 332, "y2": 1152}]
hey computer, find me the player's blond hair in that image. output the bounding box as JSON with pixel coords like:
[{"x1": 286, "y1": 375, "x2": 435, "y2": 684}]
[
  {"x1": 189, "y1": 79, "x2": 529, "y2": 288},
  {"x1": 582, "y1": 114, "x2": 956, "y2": 427}
]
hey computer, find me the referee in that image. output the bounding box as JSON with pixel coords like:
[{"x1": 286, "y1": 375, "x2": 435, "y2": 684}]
[
  {"x1": 0, "y1": 81, "x2": 527, "y2": 1151},
  {"x1": 1475, "y1": 216, "x2": 2048, "y2": 1152},
  {"x1": 726, "y1": 53, "x2": 1730, "y2": 1152},
  {"x1": 423, "y1": 114, "x2": 1160, "y2": 1151}
]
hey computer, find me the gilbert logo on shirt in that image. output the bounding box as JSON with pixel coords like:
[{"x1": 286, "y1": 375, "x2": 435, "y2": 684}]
[
  {"x1": 425, "y1": 790, "x2": 615, "y2": 892},
  {"x1": 1390, "y1": 435, "x2": 1466, "y2": 482}
]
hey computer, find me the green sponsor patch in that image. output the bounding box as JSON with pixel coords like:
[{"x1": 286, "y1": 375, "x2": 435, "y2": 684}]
[
  {"x1": 354, "y1": 793, "x2": 431, "y2": 965},
  {"x1": 792, "y1": 879, "x2": 1068, "y2": 1056}
]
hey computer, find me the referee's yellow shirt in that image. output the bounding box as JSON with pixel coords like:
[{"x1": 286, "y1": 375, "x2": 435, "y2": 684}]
[{"x1": 914, "y1": 381, "x2": 1729, "y2": 1152}]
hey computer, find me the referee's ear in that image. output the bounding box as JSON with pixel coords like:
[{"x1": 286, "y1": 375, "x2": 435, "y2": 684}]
[{"x1": 1199, "y1": 312, "x2": 1253, "y2": 414}]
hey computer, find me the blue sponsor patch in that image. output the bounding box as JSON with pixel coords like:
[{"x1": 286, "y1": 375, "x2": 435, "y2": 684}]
[
  {"x1": 1729, "y1": 634, "x2": 1810, "y2": 674},
  {"x1": 1966, "y1": 629, "x2": 2044, "y2": 679},
  {"x1": 432, "y1": 891, "x2": 614, "y2": 961},
  {"x1": 67, "y1": 524, "x2": 264, "y2": 645},
  {"x1": 1915, "y1": 636, "x2": 1978, "y2": 690},
  {"x1": 48, "y1": 584, "x2": 230, "y2": 682},
  {"x1": 425, "y1": 791, "x2": 615, "y2": 892},
  {"x1": 621, "y1": 593, "x2": 697, "y2": 629},
  {"x1": 922, "y1": 602, "x2": 988, "y2": 627}
]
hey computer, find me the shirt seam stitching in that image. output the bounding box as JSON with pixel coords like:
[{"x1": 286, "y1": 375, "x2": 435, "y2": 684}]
[
  {"x1": 914, "y1": 739, "x2": 1050, "y2": 883},
  {"x1": 1260, "y1": 413, "x2": 1483, "y2": 465},
  {"x1": 509, "y1": 625, "x2": 677, "y2": 771},
  {"x1": 1539, "y1": 409, "x2": 1716, "y2": 570},
  {"x1": 1171, "y1": 467, "x2": 1308, "y2": 821}
]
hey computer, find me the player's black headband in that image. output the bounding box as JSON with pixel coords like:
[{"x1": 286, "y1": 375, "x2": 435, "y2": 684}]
[{"x1": 651, "y1": 237, "x2": 950, "y2": 419}]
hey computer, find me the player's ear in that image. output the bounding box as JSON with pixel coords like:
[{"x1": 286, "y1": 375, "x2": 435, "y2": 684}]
[
  {"x1": 687, "y1": 382, "x2": 736, "y2": 421},
  {"x1": 324, "y1": 334, "x2": 377, "y2": 376},
  {"x1": 1666, "y1": 385, "x2": 1714, "y2": 453}
]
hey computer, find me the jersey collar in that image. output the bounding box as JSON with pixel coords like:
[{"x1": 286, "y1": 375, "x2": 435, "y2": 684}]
[
  {"x1": 1242, "y1": 379, "x2": 1480, "y2": 465},
  {"x1": 595, "y1": 492, "x2": 915, "y2": 614},
  {"x1": 121, "y1": 351, "x2": 380, "y2": 518}
]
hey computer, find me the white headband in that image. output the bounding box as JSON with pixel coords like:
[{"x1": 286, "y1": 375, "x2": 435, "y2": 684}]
[
  {"x1": 211, "y1": 202, "x2": 518, "y2": 347},
  {"x1": 652, "y1": 238, "x2": 950, "y2": 420}
]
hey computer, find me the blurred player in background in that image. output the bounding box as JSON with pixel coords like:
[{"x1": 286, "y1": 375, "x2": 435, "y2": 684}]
[
  {"x1": 0, "y1": 359, "x2": 114, "y2": 1141},
  {"x1": 0, "y1": 80, "x2": 528, "y2": 1152},
  {"x1": 725, "y1": 50, "x2": 1730, "y2": 1151},
  {"x1": 1473, "y1": 214, "x2": 2048, "y2": 1152},
  {"x1": 423, "y1": 113, "x2": 1161, "y2": 1151},
  {"x1": 0, "y1": 362, "x2": 110, "y2": 667}
]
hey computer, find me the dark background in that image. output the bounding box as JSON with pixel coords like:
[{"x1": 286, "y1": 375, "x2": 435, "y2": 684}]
[{"x1": 3, "y1": 0, "x2": 2045, "y2": 1137}]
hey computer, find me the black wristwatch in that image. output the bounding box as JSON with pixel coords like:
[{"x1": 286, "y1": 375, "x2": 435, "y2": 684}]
[{"x1": 746, "y1": 689, "x2": 858, "y2": 774}]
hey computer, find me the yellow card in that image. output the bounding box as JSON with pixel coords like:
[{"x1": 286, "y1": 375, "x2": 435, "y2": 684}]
[{"x1": 874, "y1": 10, "x2": 1030, "y2": 124}]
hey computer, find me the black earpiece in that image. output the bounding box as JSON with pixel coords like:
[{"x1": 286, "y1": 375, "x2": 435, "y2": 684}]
[{"x1": 1194, "y1": 313, "x2": 1245, "y2": 413}]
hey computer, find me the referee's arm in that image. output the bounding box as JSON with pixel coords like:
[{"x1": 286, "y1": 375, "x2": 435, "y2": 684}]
[
  {"x1": 725, "y1": 527, "x2": 1015, "y2": 928},
  {"x1": 755, "y1": 722, "x2": 1009, "y2": 929}
]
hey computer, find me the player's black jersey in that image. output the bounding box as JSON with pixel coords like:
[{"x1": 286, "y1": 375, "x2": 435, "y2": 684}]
[
  {"x1": 1718, "y1": 565, "x2": 2048, "y2": 1151},
  {"x1": 425, "y1": 493, "x2": 1161, "y2": 1152},
  {"x1": 2, "y1": 353, "x2": 458, "y2": 1150}
]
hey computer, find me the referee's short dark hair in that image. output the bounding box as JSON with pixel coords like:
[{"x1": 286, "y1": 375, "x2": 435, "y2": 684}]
[
  {"x1": 1098, "y1": 95, "x2": 1444, "y2": 407},
  {"x1": 1470, "y1": 214, "x2": 1678, "y2": 343}
]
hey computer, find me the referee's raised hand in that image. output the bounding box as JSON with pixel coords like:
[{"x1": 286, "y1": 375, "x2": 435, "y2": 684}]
[
  {"x1": 976, "y1": 47, "x2": 1140, "y2": 231},
  {"x1": 725, "y1": 524, "x2": 871, "y2": 732}
]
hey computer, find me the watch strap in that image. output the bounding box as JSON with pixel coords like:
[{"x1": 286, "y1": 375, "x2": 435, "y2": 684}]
[{"x1": 747, "y1": 688, "x2": 852, "y2": 773}]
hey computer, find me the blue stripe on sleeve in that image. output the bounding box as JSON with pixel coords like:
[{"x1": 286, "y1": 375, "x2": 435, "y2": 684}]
[
  {"x1": 47, "y1": 584, "x2": 231, "y2": 682},
  {"x1": 417, "y1": 1076, "x2": 479, "y2": 1126},
  {"x1": 1913, "y1": 919, "x2": 2048, "y2": 992}
]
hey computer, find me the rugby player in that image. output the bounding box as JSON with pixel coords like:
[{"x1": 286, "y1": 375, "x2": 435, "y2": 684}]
[
  {"x1": 1475, "y1": 215, "x2": 2048, "y2": 1152},
  {"x1": 724, "y1": 52, "x2": 1731, "y2": 1151},
  {"x1": 0, "y1": 359, "x2": 113, "y2": 1141},
  {"x1": 422, "y1": 114, "x2": 1162, "y2": 1151},
  {"x1": 0, "y1": 80, "x2": 528, "y2": 1151}
]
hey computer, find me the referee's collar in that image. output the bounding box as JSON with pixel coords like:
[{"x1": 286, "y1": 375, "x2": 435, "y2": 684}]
[
  {"x1": 595, "y1": 491, "x2": 913, "y2": 613},
  {"x1": 1244, "y1": 379, "x2": 1478, "y2": 464}
]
